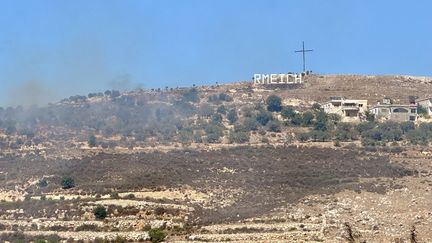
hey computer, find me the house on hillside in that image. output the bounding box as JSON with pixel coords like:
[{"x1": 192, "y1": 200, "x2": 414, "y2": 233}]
[
  {"x1": 416, "y1": 97, "x2": 432, "y2": 115},
  {"x1": 322, "y1": 97, "x2": 368, "y2": 122},
  {"x1": 369, "y1": 98, "x2": 417, "y2": 122}
]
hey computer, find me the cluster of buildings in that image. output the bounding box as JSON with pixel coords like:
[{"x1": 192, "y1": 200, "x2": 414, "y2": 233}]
[{"x1": 322, "y1": 96, "x2": 430, "y2": 122}]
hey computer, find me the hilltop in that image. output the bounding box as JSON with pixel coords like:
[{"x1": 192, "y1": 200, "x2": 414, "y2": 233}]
[{"x1": 1, "y1": 74, "x2": 432, "y2": 242}]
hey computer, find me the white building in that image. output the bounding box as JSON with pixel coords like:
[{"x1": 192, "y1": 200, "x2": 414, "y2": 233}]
[
  {"x1": 416, "y1": 97, "x2": 432, "y2": 115},
  {"x1": 322, "y1": 97, "x2": 368, "y2": 122}
]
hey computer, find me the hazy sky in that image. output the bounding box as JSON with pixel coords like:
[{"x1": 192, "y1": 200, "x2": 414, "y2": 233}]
[{"x1": 0, "y1": 0, "x2": 431, "y2": 106}]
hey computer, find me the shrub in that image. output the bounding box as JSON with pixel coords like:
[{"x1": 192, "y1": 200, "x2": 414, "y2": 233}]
[
  {"x1": 313, "y1": 111, "x2": 329, "y2": 131},
  {"x1": 365, "y1": 111, "x2": 375, "y2": 122},
  {"x1": 217, "y1": 105, "x2": 226, "y2": 114},
  {"x1": 407, "y1": 129, "x2": 428, "y2": 145},
  {"x1": 267, "y1": 120, "x2": 281, "y2": 132},
  {"x1": 93, "y1": 205, "x2": 107, "y2": 220},
  {"x1": 182, "y1": 88, "x2": 199, "y2": 103},
  {"x1": 311, "y1": 103, "x2": 321, "y2": 110},
  {"x1": 88, "y1": 134, "x2": 97, "y2": 147},
  {"x1": 227, "y1": 109, "x2": 238, "y2": 124},
  {"x1": 243, "y1": 118, "x2": 259, "y2": 131},
  {"x1": 256, "y1": 111, "x2": 273, "y2": 126},
  {"x1": 290, "y1": 113, "x2": 303, "y2": 126},
  {"x1": 38, "y1": 178, "x2": 48, "y2": 188},
  {"x1": 211, "y1": 113, "x2": 223, "y2": 124},
  {"x1": 61, "y1": 176, "x2": 75, "y2": 189},
  {"x1": 266, "y1": 95, "x2": 282, "y2": 112},
  {"x1": 148, "y1": 228, "x2": 166, "y2": 243},
  {"x1": 400, "y1": 121, "x2": 415, "y2": 134},
  {"x1": 281, "y1": 106, "x2": 296, "y2": 119},
  {"x1": 301, "y1": 111, "x2": 314, "y2": 126},
  {"x1": 309, "y1": 130, "x2": 331, "y2": 142},
  {"x1": 298, "y1": 133, "x2": 309, "y2": 142},
  {"x1": 417, "y1": 104, "x2": 428, "y2": 116},
  {"x1": 228, "y1": 131, "x2": 250, "y2": 144},
  {"x1": 335, "y1": 123, "x2": 358, "y2": 141}
]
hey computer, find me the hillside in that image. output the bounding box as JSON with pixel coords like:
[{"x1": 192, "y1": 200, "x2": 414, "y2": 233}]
[{"x1": 1, "y1": 74, "x2": 432, "y2": 242}]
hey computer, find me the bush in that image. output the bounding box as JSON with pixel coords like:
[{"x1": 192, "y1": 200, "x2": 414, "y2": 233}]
[
  {"x1": 38, "y1": 178, "x2": 48, "y2": 188},
  {"x1": 211, "y1": 113, "x2": 223, "y2": 124},
  {"x1": 228, "y1": 131, "x2": 250, "y2": 144},
  {"x1": 93, "y1": 205, "x2": 107, "y2": 220},
  {"x1": 256, "y1": 111, "x2": 273, "y2": 126},
  {"x1": 243, "y1": 118, "x2": 259, "y2": 131},
  {"x1": 267, "y1": 120, "x2": 281, "y2": 132},
  {"x1": 182, "y1": 88, "x2": 199, "y2": 103},
  {"x1": 227, "y1": 109, "x2": 238, "y2": 124},
  {"x1": 217, "y1": 105, "x2": 226, "y2": 114},
  {"x1": 407, "y1": 129, "x2": 428, "y2": 145},
  {"x1": 309, "y1": 130, "x2": 331, "y2": 142},
  {"x1": 298, "y1": 133, "x2": 309, "y2": 142},
  {"x1": 400, "y1": 121, "x2": 415, "y2": 134},
  {"x1": 313, "y1": 111, "x2": 329, "y2": 131},
  {"x1": 281, "y1": 106, "x2": 296, "y2": 119},
  {"x1": 417, "y1": 104, "x2": 428, "y2": 116},
  {"x1": 148, "y1": 228, "x2": 166, "y2": 243},
  {"x1": 290, "y1": 113, "x2": 303, "y2": 126},
  {"x1": 311, "y1": 103, "x2": 321, "y2": 110},
  {"x1": 88, "y1": 134, "x2": 97, "y2": 147},
  {"x1": 301, "y1": 111, "x2": 314, "y2": 126},
  {"x1": 335, "y1": 123, "x2": 358, "y2": 141},
  {"x1": 266, "y1": 95, "x2": 282, "y2": 112},
  {"x1": 61, "y1": 176, "x2": 75, "y2": 189}
]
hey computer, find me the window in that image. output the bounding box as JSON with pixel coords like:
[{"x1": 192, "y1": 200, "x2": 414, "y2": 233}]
[
  {"x1": 409, "y1": 116, "x2": 416, "y2": 121},
  {"x1": 411, "y1": 109, "x2": 416, "y2": 113}
]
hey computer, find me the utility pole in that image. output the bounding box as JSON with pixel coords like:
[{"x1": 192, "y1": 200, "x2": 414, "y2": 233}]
[{"x1": 295, "y1": 41, "x2": 313, "y2": 72}]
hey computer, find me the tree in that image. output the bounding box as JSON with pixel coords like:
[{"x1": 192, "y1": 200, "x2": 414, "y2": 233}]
[
  {"x1": 227, "y1": 109, "x2": 238, "y2": 124},
  {"x1": 93, "y1": 205, "x2": 107, "y2": 220},
  {"x1": 314, "y1": 111, "x2": 329, "y2": 131},
  {"x1": 256, "y1": 111, "x2": 273, "y2": 126},
  {"x1": 243, "y1": 118, "x2": 259, "y2": 131},
  {"x1": 335, "y1": 123, "x2": 358, "y2": 141},
  {"x1": 281, "y1": 106, "x2": 296, "y2": 119},
  {"x1": 88, "y1": 134, "x2": 97, "y2": 147},
  {"x1": 312, "y1": 103, "x2": 321, "y2": 111},
  {"x1": 266, "y1": 95, "x2": 282, "y2": 112},
  {"x1": 61, "y1": 176, "x2": 75, "y2": 189},
  {"x1": 111, "y1": 90, "x2": 121, "y2": 98},
  {"x1": 267, "y1": 120, "x2": 281, "y2": 132},
  {"x1": 183, "y1": 88, "x2": 200, "y2": 103},
  {"x1": 217, "y1": 105, "x2": 226, "y2": 114},
  {"x1": 228, "y1": 131, "x2": 250, "y2": 143},
  {"x1": 417, "y1": 104, "x2": 428, "y2": 116},
  {"x1": 301, "y1": 111, "x2": 314, "y2": 126}
]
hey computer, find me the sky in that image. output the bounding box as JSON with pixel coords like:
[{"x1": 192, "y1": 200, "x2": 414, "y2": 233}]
[{"x1": 0, "y1": 0, "x2": 431, "y2": 106}]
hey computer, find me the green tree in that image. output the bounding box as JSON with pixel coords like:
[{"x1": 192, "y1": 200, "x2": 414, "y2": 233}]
[
  {"x1": 61, "y1": 176, "x2": 75, "y2": 189},
  {"x1": 301, "y1": 111, "x2": 314, "y2": 126},
  {"x1": 281, "y1": 106, "x2": 296, "y2": 119},
  {"x1": 256, "y1": 111, "x2": 273, "y2": 126},
  {"x1": 243, "y1": 118, "x2": 259, "y2": 131},
  {"x1": 314, "y1": 111, "x2": 329, "y2": 131},
  {"x1": 183, "y1": 88, "x2": 200, "y2": 103},
  {"x1": 266, "y1": 95, "x2": 282, "y2": 112},
  {"x1": 267, "y1": 120, "x2": 281, "y2": 132},
  {"x1": 227, "y1": 109, "x2": 238, "y2": 124},
  {"x1": 217, "y1": 105, "x2": 226, "y2": 114},
  {"x1": 228, "y1": 131, "x2": 250, "y2": 144},
  {"x1": 417, "y1": 104, "x2": 428, "y2": 116},
  {"x1": 88, "y1": 134, "x2": 97, "y2": 147},
  {"x1": 93, "y1": 205, "x2": 107, "y2": 220}
]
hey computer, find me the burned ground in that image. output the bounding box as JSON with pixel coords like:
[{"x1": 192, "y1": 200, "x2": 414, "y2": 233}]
[{"x1": 0, "y1": 146, "x2": 412, "y2": 225}]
